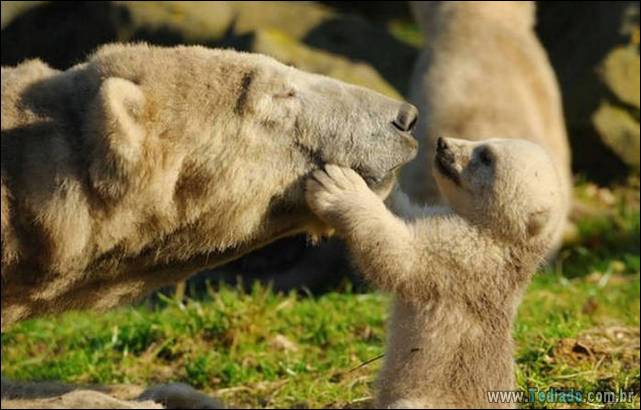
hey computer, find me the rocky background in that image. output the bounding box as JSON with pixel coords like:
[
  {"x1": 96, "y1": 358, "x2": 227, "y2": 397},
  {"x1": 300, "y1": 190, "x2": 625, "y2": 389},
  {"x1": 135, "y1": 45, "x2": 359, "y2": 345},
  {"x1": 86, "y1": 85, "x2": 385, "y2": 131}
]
[{"x1": 2, "y1": 1, "x2": 639, "y2": 292}]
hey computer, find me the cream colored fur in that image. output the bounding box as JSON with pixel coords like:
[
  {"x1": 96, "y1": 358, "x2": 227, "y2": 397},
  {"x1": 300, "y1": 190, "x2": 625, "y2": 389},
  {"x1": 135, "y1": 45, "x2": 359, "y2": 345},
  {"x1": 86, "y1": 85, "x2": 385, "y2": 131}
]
[
  {"x1": 1, "y1": 43, "x2": 417, "y2": 328},
  {"x1": 306, "y1": 137, "x2": 565, "y2": 408},
  {"x1": 401, "y1": 1, "x2": 571, "y2": 249}
]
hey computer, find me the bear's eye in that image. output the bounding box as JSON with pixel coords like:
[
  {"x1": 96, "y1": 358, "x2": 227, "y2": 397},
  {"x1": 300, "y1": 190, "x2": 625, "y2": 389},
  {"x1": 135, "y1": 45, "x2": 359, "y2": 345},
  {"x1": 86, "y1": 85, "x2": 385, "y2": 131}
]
[
  {"x1": 479, "y1": 148, "x2": 493, "y2": 167},
  {"x1": 273, "y1": 89, "x2": 296, "y2": 99}
]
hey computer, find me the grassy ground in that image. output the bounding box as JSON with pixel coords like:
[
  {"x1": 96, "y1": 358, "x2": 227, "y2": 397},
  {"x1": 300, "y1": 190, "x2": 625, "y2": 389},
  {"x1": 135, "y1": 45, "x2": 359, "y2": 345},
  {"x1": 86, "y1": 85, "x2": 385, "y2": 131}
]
[{"x1": 2, "y1": 178, "x2": 639, "y2": 409}]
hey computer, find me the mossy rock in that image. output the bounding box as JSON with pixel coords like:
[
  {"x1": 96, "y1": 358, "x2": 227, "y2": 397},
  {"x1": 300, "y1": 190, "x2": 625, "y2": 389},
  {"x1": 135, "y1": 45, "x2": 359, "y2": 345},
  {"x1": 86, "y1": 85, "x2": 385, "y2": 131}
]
[
  {"x1": 252, "y1": 29, "x2": 400, "y2": 99},
  {"x1": 537, "y1": 1, "x2": 639, "y2": 180},
  {"x1": 600, "y1": 45, "x2": 640, "y2": 109},
  {"x1": 112, "y1": 1, "x2": 234, "y2": 42},
  {"x1": 0, "y1": 1, "x2": 45, "y2": 29},
  {"x1": 593, "y1": 102, "x2": 640, "y2": 169},
  {"x1": 1, "y1": 1, "x2": 417, "y2": 97}
]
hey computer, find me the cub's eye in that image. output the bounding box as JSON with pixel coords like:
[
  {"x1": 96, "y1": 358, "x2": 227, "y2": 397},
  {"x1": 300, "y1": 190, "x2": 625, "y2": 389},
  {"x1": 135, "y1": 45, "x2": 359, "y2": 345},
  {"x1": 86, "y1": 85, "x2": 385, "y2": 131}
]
[
  {"x1": 273, "y1": 89, "x2": 296, "y2": 99},
  {"x1": 479, "y1": 148, "x2": 493, "y2": 167}
]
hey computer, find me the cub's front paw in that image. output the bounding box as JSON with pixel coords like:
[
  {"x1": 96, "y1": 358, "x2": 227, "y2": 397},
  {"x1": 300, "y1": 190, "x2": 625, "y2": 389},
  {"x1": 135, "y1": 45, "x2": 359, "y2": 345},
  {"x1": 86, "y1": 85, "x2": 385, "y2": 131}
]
[{"x1": 305, "y1": 164, "x2": 379, "y2": 226}]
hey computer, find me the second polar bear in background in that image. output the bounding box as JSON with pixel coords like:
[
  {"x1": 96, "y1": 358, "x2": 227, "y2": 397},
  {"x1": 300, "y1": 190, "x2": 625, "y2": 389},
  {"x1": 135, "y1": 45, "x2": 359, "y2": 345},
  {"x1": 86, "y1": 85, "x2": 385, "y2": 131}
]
[
  {"x1": 306, "y1": 137, "x2": 566, "y2": 408},
  {"x1": 401, "y1": 1, "x2": 572, "y2": 249}
]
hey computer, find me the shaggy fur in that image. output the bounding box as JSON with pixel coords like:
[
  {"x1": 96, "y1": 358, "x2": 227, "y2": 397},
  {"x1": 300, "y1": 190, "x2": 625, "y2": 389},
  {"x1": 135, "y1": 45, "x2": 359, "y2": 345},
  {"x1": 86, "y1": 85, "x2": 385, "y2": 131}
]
[
  {"x1": 400, "y1": 1, "x2": 571, "y2": 247},
  {"x1": 306, "y1": 138, "x2": 565, "y2": 408},
  {"x1": 1, "y1": 43, "x2": 418, "y2": 329}
]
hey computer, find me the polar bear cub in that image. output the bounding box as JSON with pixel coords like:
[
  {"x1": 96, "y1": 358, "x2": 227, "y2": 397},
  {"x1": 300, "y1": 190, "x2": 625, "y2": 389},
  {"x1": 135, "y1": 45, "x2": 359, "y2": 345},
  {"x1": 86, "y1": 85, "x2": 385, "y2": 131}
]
[{"x1": 306, "y1": 137, "x2": 565, "y2": 409}]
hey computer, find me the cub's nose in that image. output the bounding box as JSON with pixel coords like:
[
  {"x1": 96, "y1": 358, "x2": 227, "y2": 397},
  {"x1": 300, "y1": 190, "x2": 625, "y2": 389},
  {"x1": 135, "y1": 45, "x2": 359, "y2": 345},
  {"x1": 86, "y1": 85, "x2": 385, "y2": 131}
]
[
  {"x1": 393, "y1": 103, "x2": 418, "y2": 132},
  {"x1": 436, "y1": 136, "x2": 449, "y2": 153}
]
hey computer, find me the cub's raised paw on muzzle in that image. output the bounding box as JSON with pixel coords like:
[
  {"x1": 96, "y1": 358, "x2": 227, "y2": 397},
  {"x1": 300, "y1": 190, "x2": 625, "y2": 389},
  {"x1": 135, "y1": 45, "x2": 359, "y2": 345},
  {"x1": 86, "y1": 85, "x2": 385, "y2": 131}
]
[{"x1": 305, "y1": 164, "x2": 383, "y2": 228}]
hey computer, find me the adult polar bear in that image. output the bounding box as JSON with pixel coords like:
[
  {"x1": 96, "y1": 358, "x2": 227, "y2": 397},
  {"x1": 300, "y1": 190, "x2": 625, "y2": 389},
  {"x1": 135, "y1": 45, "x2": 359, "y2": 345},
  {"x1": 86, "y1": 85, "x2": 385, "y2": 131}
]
[
  {"x1": 400, "y1": 1, "x2": 572, "y2": 247},
  {"x1": 0, "y1": 43, "x2": 418, "y2": 328}
]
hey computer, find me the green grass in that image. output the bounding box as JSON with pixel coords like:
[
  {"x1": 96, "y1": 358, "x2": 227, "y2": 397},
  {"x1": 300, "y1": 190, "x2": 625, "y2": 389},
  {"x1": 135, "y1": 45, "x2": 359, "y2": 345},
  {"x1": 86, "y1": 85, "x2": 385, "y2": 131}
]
[
  {"x1": 387, "y1": 19, "x2": 424, "y2": 48},
  {"x1": 2, "y1": 179, "x2": 639, "y2": 408}
]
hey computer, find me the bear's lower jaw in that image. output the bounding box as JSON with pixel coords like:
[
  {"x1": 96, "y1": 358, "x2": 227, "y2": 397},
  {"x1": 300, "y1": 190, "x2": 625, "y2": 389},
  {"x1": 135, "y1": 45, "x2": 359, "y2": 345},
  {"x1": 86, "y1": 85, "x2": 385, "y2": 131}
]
[
  {"x1": 369, "y1": 172, "x2": 397, "y2": 199},
  {"x1": 356, "y1": 165, "x2": 397, "y2": 189}
]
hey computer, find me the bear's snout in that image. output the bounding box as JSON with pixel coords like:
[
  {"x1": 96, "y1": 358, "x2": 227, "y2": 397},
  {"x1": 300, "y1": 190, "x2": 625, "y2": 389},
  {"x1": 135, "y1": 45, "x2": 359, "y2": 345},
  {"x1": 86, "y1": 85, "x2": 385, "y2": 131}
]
[
  {"x1": 436, "y1": 136, "x2": 448, "y2": 153},
  {"x1": 393, "y1": 103, "x2": 419, "y2": 132},
  {"x1": 434, "y1": 137, "x2": 460, "y2": 184},
  {"x1": 436, "y1": 137, "x2": 455, "y2": 162}
]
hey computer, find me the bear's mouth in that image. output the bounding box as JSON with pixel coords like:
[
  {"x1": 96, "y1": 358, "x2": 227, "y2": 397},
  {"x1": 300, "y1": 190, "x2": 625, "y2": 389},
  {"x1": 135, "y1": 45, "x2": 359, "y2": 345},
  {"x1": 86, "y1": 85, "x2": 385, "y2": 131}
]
[
  {"x1": 293, "y1": 141, "x2": 396, "y2": 189},
  {"x1": 355, "y1": 165, "x2": 399, "y2": 189},
  {"x1": 356, "y1": 168, "x2": 383, "y2": 187},
  {"x1": 435, "y1": 152, "x2": 460, "y2": 185}
]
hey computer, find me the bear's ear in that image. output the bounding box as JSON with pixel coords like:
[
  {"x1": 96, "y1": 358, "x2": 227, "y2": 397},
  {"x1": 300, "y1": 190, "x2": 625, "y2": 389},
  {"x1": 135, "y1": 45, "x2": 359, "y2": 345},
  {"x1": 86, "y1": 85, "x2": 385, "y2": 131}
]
[
  {"x1": 526, "y1": 209, "x2": 550, "y2": 238},
  {"x1": 86, "y1": 77, "x2": 146, "y2": 201}
]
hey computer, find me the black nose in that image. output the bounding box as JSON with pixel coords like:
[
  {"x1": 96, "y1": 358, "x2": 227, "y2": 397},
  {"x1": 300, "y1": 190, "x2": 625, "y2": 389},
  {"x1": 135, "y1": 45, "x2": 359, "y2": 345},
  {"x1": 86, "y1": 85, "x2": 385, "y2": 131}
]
[
  {"x1": 393, "y1": 103, "x2": 418, "y2": 132},
  {"x1": 436, "y1": 136, "x2": 448, "y2": 153}
]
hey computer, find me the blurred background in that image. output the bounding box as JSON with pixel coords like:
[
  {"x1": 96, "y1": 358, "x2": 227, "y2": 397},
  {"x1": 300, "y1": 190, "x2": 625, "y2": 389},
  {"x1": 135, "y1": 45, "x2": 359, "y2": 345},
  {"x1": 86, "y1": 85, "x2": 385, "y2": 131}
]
[
  {"x1": 1, "y1": 3, "x2": 639, "y2": 408},
  {"x1": 5, "y1": 1, "x2": 638, "y2": 295}
]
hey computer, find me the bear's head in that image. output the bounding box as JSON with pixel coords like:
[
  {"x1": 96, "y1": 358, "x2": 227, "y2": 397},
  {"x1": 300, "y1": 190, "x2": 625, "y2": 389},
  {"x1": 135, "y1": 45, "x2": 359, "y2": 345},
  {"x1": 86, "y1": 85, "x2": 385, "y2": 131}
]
[
  {"x1": 432, "y1": 137, "x2": 564, "y2": 243},
  {"x1": 410, "y1": 1, "x2": 536, "y2": 36},
  {"x1": 81, "y1": 44, "x2": 417, "y2": 254}
]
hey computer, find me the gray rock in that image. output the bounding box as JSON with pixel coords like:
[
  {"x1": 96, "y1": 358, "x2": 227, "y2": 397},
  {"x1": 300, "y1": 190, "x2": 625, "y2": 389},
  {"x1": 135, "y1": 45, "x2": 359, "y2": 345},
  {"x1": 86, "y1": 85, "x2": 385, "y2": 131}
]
[
  {"x1": 251, "y1": 29, "x2": 400, "y2": 98},
  {"x1": 600, "y1": 45, "x2": 640, "y2": 109},
  {"x1": 537, "y1": 1, "x2": 639, "y2": 181},
  {"x1": 593, "y1": 102, "x2": 640, "y2": 169}
]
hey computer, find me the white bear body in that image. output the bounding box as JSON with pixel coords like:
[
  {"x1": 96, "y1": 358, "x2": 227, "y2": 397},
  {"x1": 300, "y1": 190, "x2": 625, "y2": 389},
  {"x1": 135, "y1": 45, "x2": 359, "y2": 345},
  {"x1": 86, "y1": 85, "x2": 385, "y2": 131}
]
[{"x1": 306, "y1": 137, "x2": 565, "y2": 408}]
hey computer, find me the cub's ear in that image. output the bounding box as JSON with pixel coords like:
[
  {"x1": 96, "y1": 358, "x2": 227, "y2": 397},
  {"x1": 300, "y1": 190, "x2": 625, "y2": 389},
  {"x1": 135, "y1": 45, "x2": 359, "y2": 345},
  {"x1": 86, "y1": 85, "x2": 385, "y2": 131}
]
[
  {"x1": 85, "y1": 77, "x2": 146, "y2": 201},
  {"x1": 526, "y1": 209, "x2": 550, "y2": 238}
]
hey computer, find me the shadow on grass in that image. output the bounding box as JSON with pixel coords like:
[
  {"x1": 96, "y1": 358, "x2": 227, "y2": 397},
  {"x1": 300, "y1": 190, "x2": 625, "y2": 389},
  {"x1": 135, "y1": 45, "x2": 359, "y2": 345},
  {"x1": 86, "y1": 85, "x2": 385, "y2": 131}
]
[{"x1": 560, "y1": 206, "x2": 640, "y2": 279}]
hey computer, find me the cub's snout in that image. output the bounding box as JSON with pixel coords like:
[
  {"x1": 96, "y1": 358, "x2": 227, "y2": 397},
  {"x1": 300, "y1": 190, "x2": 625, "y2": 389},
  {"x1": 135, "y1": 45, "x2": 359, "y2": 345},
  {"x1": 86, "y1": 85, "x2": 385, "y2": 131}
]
[{"x1": 434, "y1": 137, "x2": 460, "y2": 184}]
